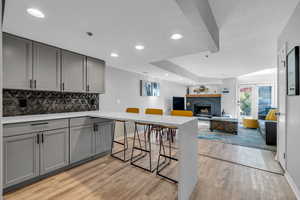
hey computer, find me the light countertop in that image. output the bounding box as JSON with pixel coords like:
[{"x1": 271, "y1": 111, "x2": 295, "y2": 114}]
[{"x1": 2, "y1": 111, "x2": 197, "y2": 127}]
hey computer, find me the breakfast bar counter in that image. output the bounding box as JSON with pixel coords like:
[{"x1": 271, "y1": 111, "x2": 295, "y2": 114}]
[{"x1": 2, "y1": 111, "x2": 199, "y2": 200}]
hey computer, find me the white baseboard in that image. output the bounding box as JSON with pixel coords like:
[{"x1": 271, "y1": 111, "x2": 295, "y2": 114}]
[{"x1": 285, "y1": 171, "x2": 300, "y2": 200}]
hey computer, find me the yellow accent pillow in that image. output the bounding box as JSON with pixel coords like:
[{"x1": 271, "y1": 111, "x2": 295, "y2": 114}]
[{"x1": 265, "y1": 109, "x2": 277, "y2": 121}]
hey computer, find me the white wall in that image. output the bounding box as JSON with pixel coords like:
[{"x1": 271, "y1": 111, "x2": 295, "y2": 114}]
[
  {"x1": 100, "y1": 66, "x2": 186, "y2": 113},
  {"x1": 100, "y1": 66, "x2": 186, "y2": 136},
  {"x1": 221, "y1": 78, "x2": 237, "y2": 118},
  {"x1": 278, "y1": 2, "x2": 300, "y2": 198}
]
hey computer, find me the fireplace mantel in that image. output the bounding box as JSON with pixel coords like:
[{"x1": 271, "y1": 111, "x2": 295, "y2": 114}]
[{"x1": 186, "y1": 94, "x2": 221, "y2": 98}]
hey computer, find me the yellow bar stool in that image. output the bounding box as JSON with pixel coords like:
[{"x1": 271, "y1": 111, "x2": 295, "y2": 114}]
[
  {"x1": 130, "y1": 108, "x2": 164, "y2": 172},
  {"x1": 111, "y1": 108, "x2": 140, "y2": 162},
  {"x1": 156, "y1": 110, "x2": 193, "y2": 183}
]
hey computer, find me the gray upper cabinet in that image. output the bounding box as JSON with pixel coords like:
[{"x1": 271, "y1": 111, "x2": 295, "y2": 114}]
[
  {"x1": 86, "y1": 57, "x2": 105, "y2": 93},
  {"x1": 33, "y1": 43, "x2": 61, "y2": 91},
  {"x1": 61, "y1": 50, "x2": 86, "y2": 92},
  {"x1": 3, "y1": 33, "x2": 106, "y2": 93},
  {"x1": 3, "y1": 133, "x2": 39, "y2": 188},
  {"x1": 40, "y1": 128, "x2": 69, "y2": 175},
  {"x1": 3, "y1": 34, "x2": 33, "y2": 90},
  {"x1": 70, "y1": 125, "x2": 93, "y2": 163}
]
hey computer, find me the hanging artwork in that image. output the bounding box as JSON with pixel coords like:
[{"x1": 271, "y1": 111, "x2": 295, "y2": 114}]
[
  {"x1": 287, "y1": 46, "x2": 300, "y2": 96},
  {"x1": 140, "y1": 80, "x2": 160, "y2": 96}
]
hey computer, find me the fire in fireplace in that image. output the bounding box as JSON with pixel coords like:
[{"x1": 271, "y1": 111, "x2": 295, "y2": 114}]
[{"x1": 194, "y1": 104, "x2": 212, "y2": 117}]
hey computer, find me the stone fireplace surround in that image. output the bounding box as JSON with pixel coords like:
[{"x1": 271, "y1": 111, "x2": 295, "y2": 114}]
[{"x1": 186, "y1": 97, "x2": 221, "y2": 117}]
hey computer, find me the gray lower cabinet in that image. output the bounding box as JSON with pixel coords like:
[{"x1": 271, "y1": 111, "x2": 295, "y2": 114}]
[
  {"x1": 94, "y1": 122, "x2": 113, "y2": 154},
  {"x1": 3, "y1": 133, "x2": 39, "y2": 188},
  {"x1": 40, "y1": 128, "x2": 69, "y2": 175},
  {"x1": 3, "y1": 34, "x2": 33, "y2": 90},
  {"x1": 61, "y1": 50, "x2": 86, "y2": 92},
  {"x1": 3, "y1": 118, "x2": 112, "y2": 189},
  {"x1": 86, "y1": 57, "x2": 105, "y2": 93},
  {"x1": 33, "y1": 43, "x2": 61, "y2": 91},
  {"x1": 70, "y1": 125, "x2": 94, "y2": 163}
]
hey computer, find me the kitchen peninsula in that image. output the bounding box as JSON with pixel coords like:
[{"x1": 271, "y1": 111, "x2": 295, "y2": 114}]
[{"x1": 3, "y1": 111, "x2": 198, "y2": 200}]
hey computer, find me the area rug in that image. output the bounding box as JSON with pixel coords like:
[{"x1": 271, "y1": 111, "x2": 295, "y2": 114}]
[{"x1": 198, "y1": 127, "x2": 276, "y2": 152}]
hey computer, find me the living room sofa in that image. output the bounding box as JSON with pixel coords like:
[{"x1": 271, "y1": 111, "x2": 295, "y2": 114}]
[
  {"x1": 258, "y1": 109, "x2": 277, "y2": 146},
  {"x1": 258, "y1": 120, "x2": 277, "y2": 145}
]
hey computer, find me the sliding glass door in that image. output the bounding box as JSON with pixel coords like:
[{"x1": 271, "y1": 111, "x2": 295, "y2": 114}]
[
  {"x1": 238, "y1": 84, "x2": 274, "y2": 119},
  {"x1": 258, "y1": 86, "x2": 272, "y2": 119},
  {"x1": 239, "y1": 86, "x2": 253, "y2": 118}
]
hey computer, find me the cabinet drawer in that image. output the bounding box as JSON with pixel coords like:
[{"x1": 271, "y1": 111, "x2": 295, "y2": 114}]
[
  {"x1": 70, "y1": 117, "x2": 111, "y2": 127},
  {"x1": 4, "y1": 119, "x2": 69, "y2": 137},
  {"x1": 70, "y1": 117, "x2": 93, "y2": 127}
]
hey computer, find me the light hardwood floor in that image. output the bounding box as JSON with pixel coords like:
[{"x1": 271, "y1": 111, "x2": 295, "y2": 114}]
[
  {"x1": 4, "y1": 138, "x2": 295, "y2": 200},
  {"x1": 197, "y1": 139, "x2": 283, "y2": 174}
]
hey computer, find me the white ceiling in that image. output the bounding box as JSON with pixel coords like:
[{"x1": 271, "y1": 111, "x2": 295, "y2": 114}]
[
  {"x1": 170, "y1": 0, "x2": 300, "y2": 79},
  {"x1": 3, "y1": 0, "x2": 300, "y2": 84}
]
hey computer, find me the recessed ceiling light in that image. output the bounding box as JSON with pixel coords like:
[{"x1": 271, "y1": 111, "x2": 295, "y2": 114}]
[
  {"x1": 171, "y1": 33, "x2": 183, "y2": 40},
  {"x1": 135, "y1": 45, "x2": 145, "y2": 50},
  {"x1": 165, "y1": 73, "x2": 169, "y2": 76},
  {"x1": 27, "y1": 8, "x2": 45, "y2": 18},
  {"x1": 110, "y1": 52, "x2": 119, "y2": 58}
]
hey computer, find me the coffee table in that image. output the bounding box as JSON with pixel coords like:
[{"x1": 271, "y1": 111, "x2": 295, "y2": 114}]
[{"x1": 209, "y1": 117, "x2": 238, "y2": 134}]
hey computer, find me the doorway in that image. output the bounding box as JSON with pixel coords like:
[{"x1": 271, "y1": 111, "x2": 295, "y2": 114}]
[{"x1": 238, "y1": 84, "x2": 275, "y2": 120}]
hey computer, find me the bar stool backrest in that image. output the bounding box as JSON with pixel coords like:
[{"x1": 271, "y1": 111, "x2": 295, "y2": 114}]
[
  {"x1": 145, "y1": 108, "x2": 163, "y2": 115},
  {"x1": 171, "y1": 110, "x2": 193, "y2": 117},
  {"x1": 126, "y1": 108, "x2": 140, "y2": 113}
]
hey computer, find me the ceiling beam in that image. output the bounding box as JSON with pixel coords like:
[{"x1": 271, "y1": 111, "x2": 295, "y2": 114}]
[
  {"x1": 175, "y1": 0, "x2": 219, "y2": 52},
  {"x1": 151, "y1": 60, "x2": 222, "y2": 84}
]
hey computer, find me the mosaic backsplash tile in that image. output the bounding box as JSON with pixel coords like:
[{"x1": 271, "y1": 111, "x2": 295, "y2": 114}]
[{"x1": 3, "y1": 89, "x2": 99, "y2": 117}]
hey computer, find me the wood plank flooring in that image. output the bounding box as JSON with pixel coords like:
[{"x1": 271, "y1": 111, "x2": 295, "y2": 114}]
[
  {"x1": 197, "y1": 139, "x2": 283, "y2": 174},
  {"x1": 4, "y1": 137, "x2": 295, "y2": 200}
]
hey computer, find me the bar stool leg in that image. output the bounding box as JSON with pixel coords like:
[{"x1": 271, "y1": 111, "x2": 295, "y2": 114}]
[
  {"x1": 131, "y1": 123, "x2": 156, "y2": 172},
  {"x1": 111, "y1": 121, "x2": 131, "y2": 162},
  {"x1": 130, "y1": 123, "x2": 145, "y2": 161},
  {"x1": 156, "y1": 128, "x2": 178, "y2": 183}
]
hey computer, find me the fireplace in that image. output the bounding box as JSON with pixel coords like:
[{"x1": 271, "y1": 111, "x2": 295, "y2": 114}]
[
  {"x1": 186, "y1": 96, "x2": 221, "y2": 117},
  {"x1": 194, "y1": 104, "x2": 212, "y2": 117}
]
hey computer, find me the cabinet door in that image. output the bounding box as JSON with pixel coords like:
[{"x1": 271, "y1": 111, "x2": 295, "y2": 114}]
[
  {"x1": 61, "y1": 50, "x2": 86, "y2": 92},
  {"x1": 33, "y1": 43, "x2": 61, "y2": 91},
  {"x1": 3, "y1": 34, "x2": 33, "y2": 89},
  {"x1": 3, "y1": 133, "x2": 39, "y2": 188},
  {"x1": 70, "y1": 125, "x2": 93, "y2": 163},
  {"x1": 40, "y1": 128, "x2": 69, "y2": 175},
  {"x1": 94, "y1": 122, "x2": 113, "y2": 155},
  {"x1": 86, "y1": 57, "x2": 105, "y2": 93}
]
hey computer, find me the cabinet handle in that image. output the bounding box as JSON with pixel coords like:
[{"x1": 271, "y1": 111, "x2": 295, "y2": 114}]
[
  {"x1": 62, "y1": 82, "x2": 65, "y2": 91},
  {"x1": 31, "y1": 122, "x2": 49, "y2": 126},
  {"x1": 87, "y1": 85, "x2": 90, "y2": 92},
  {"x1": 34, "y1": 80, "x2": 37, "y2": 89},
  {"x1": 30, "y1": 80, "x2": 33, "y2": 89},
  {"x1": 42, "y1": 134, "x2": 44, "y2": 143},
  {"x1": 37, "y1": 134, "x2": 40, "y2": 144},
  {"x1": 94, "y1": 124, "x2": 98, "y2": 131}
]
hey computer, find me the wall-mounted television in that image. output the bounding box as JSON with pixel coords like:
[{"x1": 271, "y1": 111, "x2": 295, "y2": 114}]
[
  {"x1": 140, "y1": 80, "x2": 160, "y2": 96},
  {"x1": 173, "y1": 97, "x2": 185, "y2": 110}
]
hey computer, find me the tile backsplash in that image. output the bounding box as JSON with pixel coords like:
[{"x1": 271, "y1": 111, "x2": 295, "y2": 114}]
[{"x1": 3, "y1": 89, "x2": 99, "y2": 117}]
